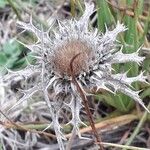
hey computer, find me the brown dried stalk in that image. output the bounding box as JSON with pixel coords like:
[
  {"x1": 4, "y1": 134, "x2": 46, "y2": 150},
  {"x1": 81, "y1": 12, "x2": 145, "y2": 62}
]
[
  {"x1": 0, "y1": 109, "x2": 56, "y2": 139},
  {"x1": 69, "y1": 53, "x2": 104, "y2": 150}
]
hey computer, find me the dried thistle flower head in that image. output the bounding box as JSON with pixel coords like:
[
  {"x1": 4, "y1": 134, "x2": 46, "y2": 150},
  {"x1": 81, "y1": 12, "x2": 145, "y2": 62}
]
[
  {"x1": 0, "y1": 1, "x2": 150, "y2": 150},
  {"x1": 52, "y1": 40, "x2": 94, "y2": 76}
]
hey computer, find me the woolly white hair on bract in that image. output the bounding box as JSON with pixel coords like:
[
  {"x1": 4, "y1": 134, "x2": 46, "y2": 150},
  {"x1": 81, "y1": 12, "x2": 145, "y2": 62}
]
[{"x1": 0, "y1": 2, "x2": 150, "y2": 150}]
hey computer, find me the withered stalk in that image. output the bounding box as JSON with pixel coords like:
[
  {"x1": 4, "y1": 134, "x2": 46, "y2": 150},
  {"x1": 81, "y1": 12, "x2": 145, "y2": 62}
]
[{"x1": 70, "y1": 53, "x2": 104, "y2": 150}]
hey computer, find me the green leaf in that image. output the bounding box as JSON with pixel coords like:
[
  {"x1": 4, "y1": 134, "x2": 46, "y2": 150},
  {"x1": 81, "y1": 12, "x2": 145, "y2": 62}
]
[
  {"x1": 0, "y1": 40, "x2": 28, "y2": 71},
  {"x1": 96, "y1": 0, "x2": 115, "y2": 32},
  {"x1": 143, "y1": 58, "x2": 150, "y2": 72},
  {"x1": 141, "y1": 88, "x2": 150, "y2": 99},
  {"x1": 97, "y1": 92, "x2": 135, "y2": 113},
  {"x1": 6, "y1": 57, "x2": 18, "y2": 68},
  {"x1": 13, "y1": 54, "x2": 36, "y2": 69},
  {"x1": 0, "y1": 53, "x2": 7, "y2": 65},
  {"x1": 0, "y1": 0, "x2": 8, "y2": 8},
  {"x1": 3, "y1": 40, "x2": 22, "y2": 57}
]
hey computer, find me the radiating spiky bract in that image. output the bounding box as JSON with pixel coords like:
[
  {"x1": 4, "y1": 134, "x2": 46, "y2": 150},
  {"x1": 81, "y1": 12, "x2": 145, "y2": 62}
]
[{"x1": 0, "y1": 2, "x2": 149, "y2": 150}]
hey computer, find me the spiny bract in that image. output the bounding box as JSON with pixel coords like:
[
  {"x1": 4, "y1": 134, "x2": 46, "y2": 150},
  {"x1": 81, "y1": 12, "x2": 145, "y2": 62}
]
[{"x1": 0, "y1": 2, "x2": 149, "y2": 150}]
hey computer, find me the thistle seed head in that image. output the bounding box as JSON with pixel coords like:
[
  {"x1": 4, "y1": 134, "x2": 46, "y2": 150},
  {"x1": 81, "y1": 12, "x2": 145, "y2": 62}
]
[
  {"x1": 0, "y1": 2, "x2": 149, "y2": 150},
  {"x1": 52, "y1": 40, "x2": 93, "y2": 76}
]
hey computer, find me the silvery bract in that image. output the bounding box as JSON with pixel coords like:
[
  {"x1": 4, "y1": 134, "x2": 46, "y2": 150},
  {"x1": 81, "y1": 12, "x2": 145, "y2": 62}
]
[{"x1": 0, "y1": 2, "x2": 149, "y2": 150}]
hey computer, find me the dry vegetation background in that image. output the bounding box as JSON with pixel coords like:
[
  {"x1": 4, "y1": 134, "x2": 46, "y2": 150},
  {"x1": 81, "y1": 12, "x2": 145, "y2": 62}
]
[{"x1": 0, "y1": 0, "x2": 150, "y2": 150}]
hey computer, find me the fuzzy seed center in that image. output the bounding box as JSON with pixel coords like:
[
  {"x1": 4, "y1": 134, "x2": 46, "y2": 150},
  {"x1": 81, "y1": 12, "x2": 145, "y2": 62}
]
[{"x1": 52, "y1": 40, "x2": 93, "y2": 76}]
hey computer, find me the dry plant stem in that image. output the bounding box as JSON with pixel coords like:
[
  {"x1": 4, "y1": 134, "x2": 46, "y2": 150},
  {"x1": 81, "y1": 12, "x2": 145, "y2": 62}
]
[
  {"x1": 108, "y1": 0, "x2": 149, "y2": 47},
  {"x1": 101, "y1": 142, "x2": 150, "y2": 150},
  {"x1": 66, "y1": 114, "x2": 138, "y2": 138},
  {"x1": 137, "y1": 22, "x2": 150, "y2": 47},
  {"x1": 0, "y1": 109, "x2": 56, "y2": 139},
  {"x1": 0, "y1": 109, "x2": 23, "y2": 131},
  {"x1": 70, "y1": 54, "x2": 104, "y2": 150},
  {"x1": 123, "y1": 103, "x2": 150, "y2": 150},
  {"x1": 107, "y1": 0, "x2": 148, "y2": 21}
]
